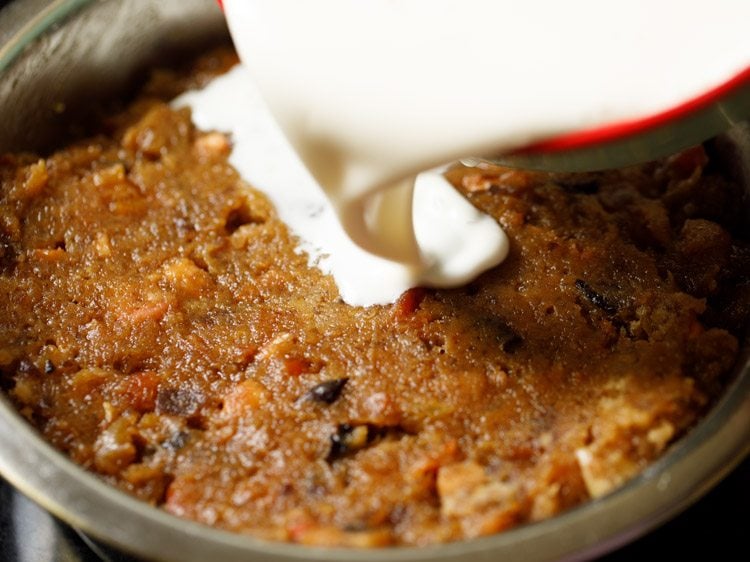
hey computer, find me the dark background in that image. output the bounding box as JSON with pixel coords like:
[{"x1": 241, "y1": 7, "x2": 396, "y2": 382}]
[{"x1": 0, "y1": 0, "x2": 746, "y2": 560}]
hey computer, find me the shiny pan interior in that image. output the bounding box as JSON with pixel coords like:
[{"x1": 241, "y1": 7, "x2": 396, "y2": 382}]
[{"x1": 0, "y1": 1, "x2": 748, "y2": 561}]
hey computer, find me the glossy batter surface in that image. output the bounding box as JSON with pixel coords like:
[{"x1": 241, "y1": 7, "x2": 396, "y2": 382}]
[{"x1": 0, "y1": 53, "x2": 747, "y2": 546}]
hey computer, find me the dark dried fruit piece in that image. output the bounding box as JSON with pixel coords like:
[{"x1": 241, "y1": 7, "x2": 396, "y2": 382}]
[
  {"x1": 558, "y1": 178, "x2": 599, "y2": 194},
  {"x1": 326, "y1": 423, "x2": 400, "y2": 462},
  {"x1": 303, "y1": 377, "x2": 349, "y2": 404},
  {"x1": 0, "y1": 238, "x2": 15, "y2": 272},
  {"x1": 474, "y1": 315, "x2": 523, "y2": 353},
  {"x1": 327, "y1": 423, "x2": 367, "y2": 462},
  {"x1": 575, "y1": 279, "x2": 618, "y2": 316}
]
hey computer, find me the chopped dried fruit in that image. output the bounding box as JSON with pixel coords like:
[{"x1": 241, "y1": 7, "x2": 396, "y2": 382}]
[{"x1": 302, "y1": 377, "x2": 349, "y2": 404}]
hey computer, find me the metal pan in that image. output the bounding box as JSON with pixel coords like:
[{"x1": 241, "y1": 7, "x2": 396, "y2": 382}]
[{"x1": 0, "y1": 1, "x2": 748, "y2": 560}]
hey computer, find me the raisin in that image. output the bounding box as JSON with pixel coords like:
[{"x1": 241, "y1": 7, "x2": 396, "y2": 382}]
[
  {"x1": 575, "y1": 279, "x2": 618, "y2": 316},
  {"x1": 303, "y1": 377, "x2": 349, "y2": 404}
]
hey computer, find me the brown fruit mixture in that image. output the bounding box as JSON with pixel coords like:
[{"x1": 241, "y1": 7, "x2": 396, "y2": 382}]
[{"x1": 0, "y1": 50, "x2": 747, "y2": 546}]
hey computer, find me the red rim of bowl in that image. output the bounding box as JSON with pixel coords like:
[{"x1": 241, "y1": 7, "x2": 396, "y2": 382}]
[{"x1": 519, "y1": 65, "x2": 750, "y2": 154}]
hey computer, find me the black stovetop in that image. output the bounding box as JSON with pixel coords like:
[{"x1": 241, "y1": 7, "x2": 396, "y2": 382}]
[{"x1": 0, "y1": 459, "x2": 746, "y2": 562}]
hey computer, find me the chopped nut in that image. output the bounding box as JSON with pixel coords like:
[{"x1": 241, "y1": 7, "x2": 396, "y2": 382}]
[
  {"x1": 16, "y1": 159, "x2": 48, "y2": 199},
  {"x1": 94, "y1": 414, "x2": 138, "y2": 475},
  {"x1": 360, "y1": 391, "x2": 402, "y2": 426},
  {"x1": 436, "y1": 460, "x2": 523, "y2": 536},
  {"x1": 161, "y1": 257, "x2": 212, "y2": 297},
  {"x1": 103, "y1": 401, "x2": 116, "y2": 423},
  {"x1": 28, "y1": 248, "x2": 67, "y2": 262},
  {"x1": 194, "y1": 132, "x2": 231, "y2": 157},
  {"x1": 222, "y1": 380, "x2": 267, "y2": 416},
  {"x1": 94, "y1": 232, "x2": 112, "y2": 257},
  {"x1": 92, "y1": 163, "x2": 126, "y2": 189},
  {"x1": 257, "y1": 333, "x2": 294, "y2": 362}
]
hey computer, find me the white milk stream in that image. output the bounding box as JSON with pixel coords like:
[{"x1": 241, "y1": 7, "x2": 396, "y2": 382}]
[
  {"x1": 174, "y1": 68, "x2": 507, "y2": 306},
  {"x1": 180, "y1": 0, "x2": 750, "y2": 306}
]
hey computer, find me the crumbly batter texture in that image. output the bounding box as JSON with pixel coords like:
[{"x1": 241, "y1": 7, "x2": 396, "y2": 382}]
[{"x1": 0, "y1": 52, "x2": 747, "y2": 546}]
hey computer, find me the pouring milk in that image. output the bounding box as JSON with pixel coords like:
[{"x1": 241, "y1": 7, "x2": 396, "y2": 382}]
[{"x1": 195, "y1": 0, "x2": 750, "y2": 305}]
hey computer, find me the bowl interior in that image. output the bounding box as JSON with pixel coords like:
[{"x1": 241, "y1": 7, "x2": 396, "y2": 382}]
[{"x1": 0, "y1": 1, "x2": 748, "y2": 561}]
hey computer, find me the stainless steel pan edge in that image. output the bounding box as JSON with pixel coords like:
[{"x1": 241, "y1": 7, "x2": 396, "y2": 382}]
[{"x1": 0, "y1": 1, "x2": 747, "y2": 561}]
